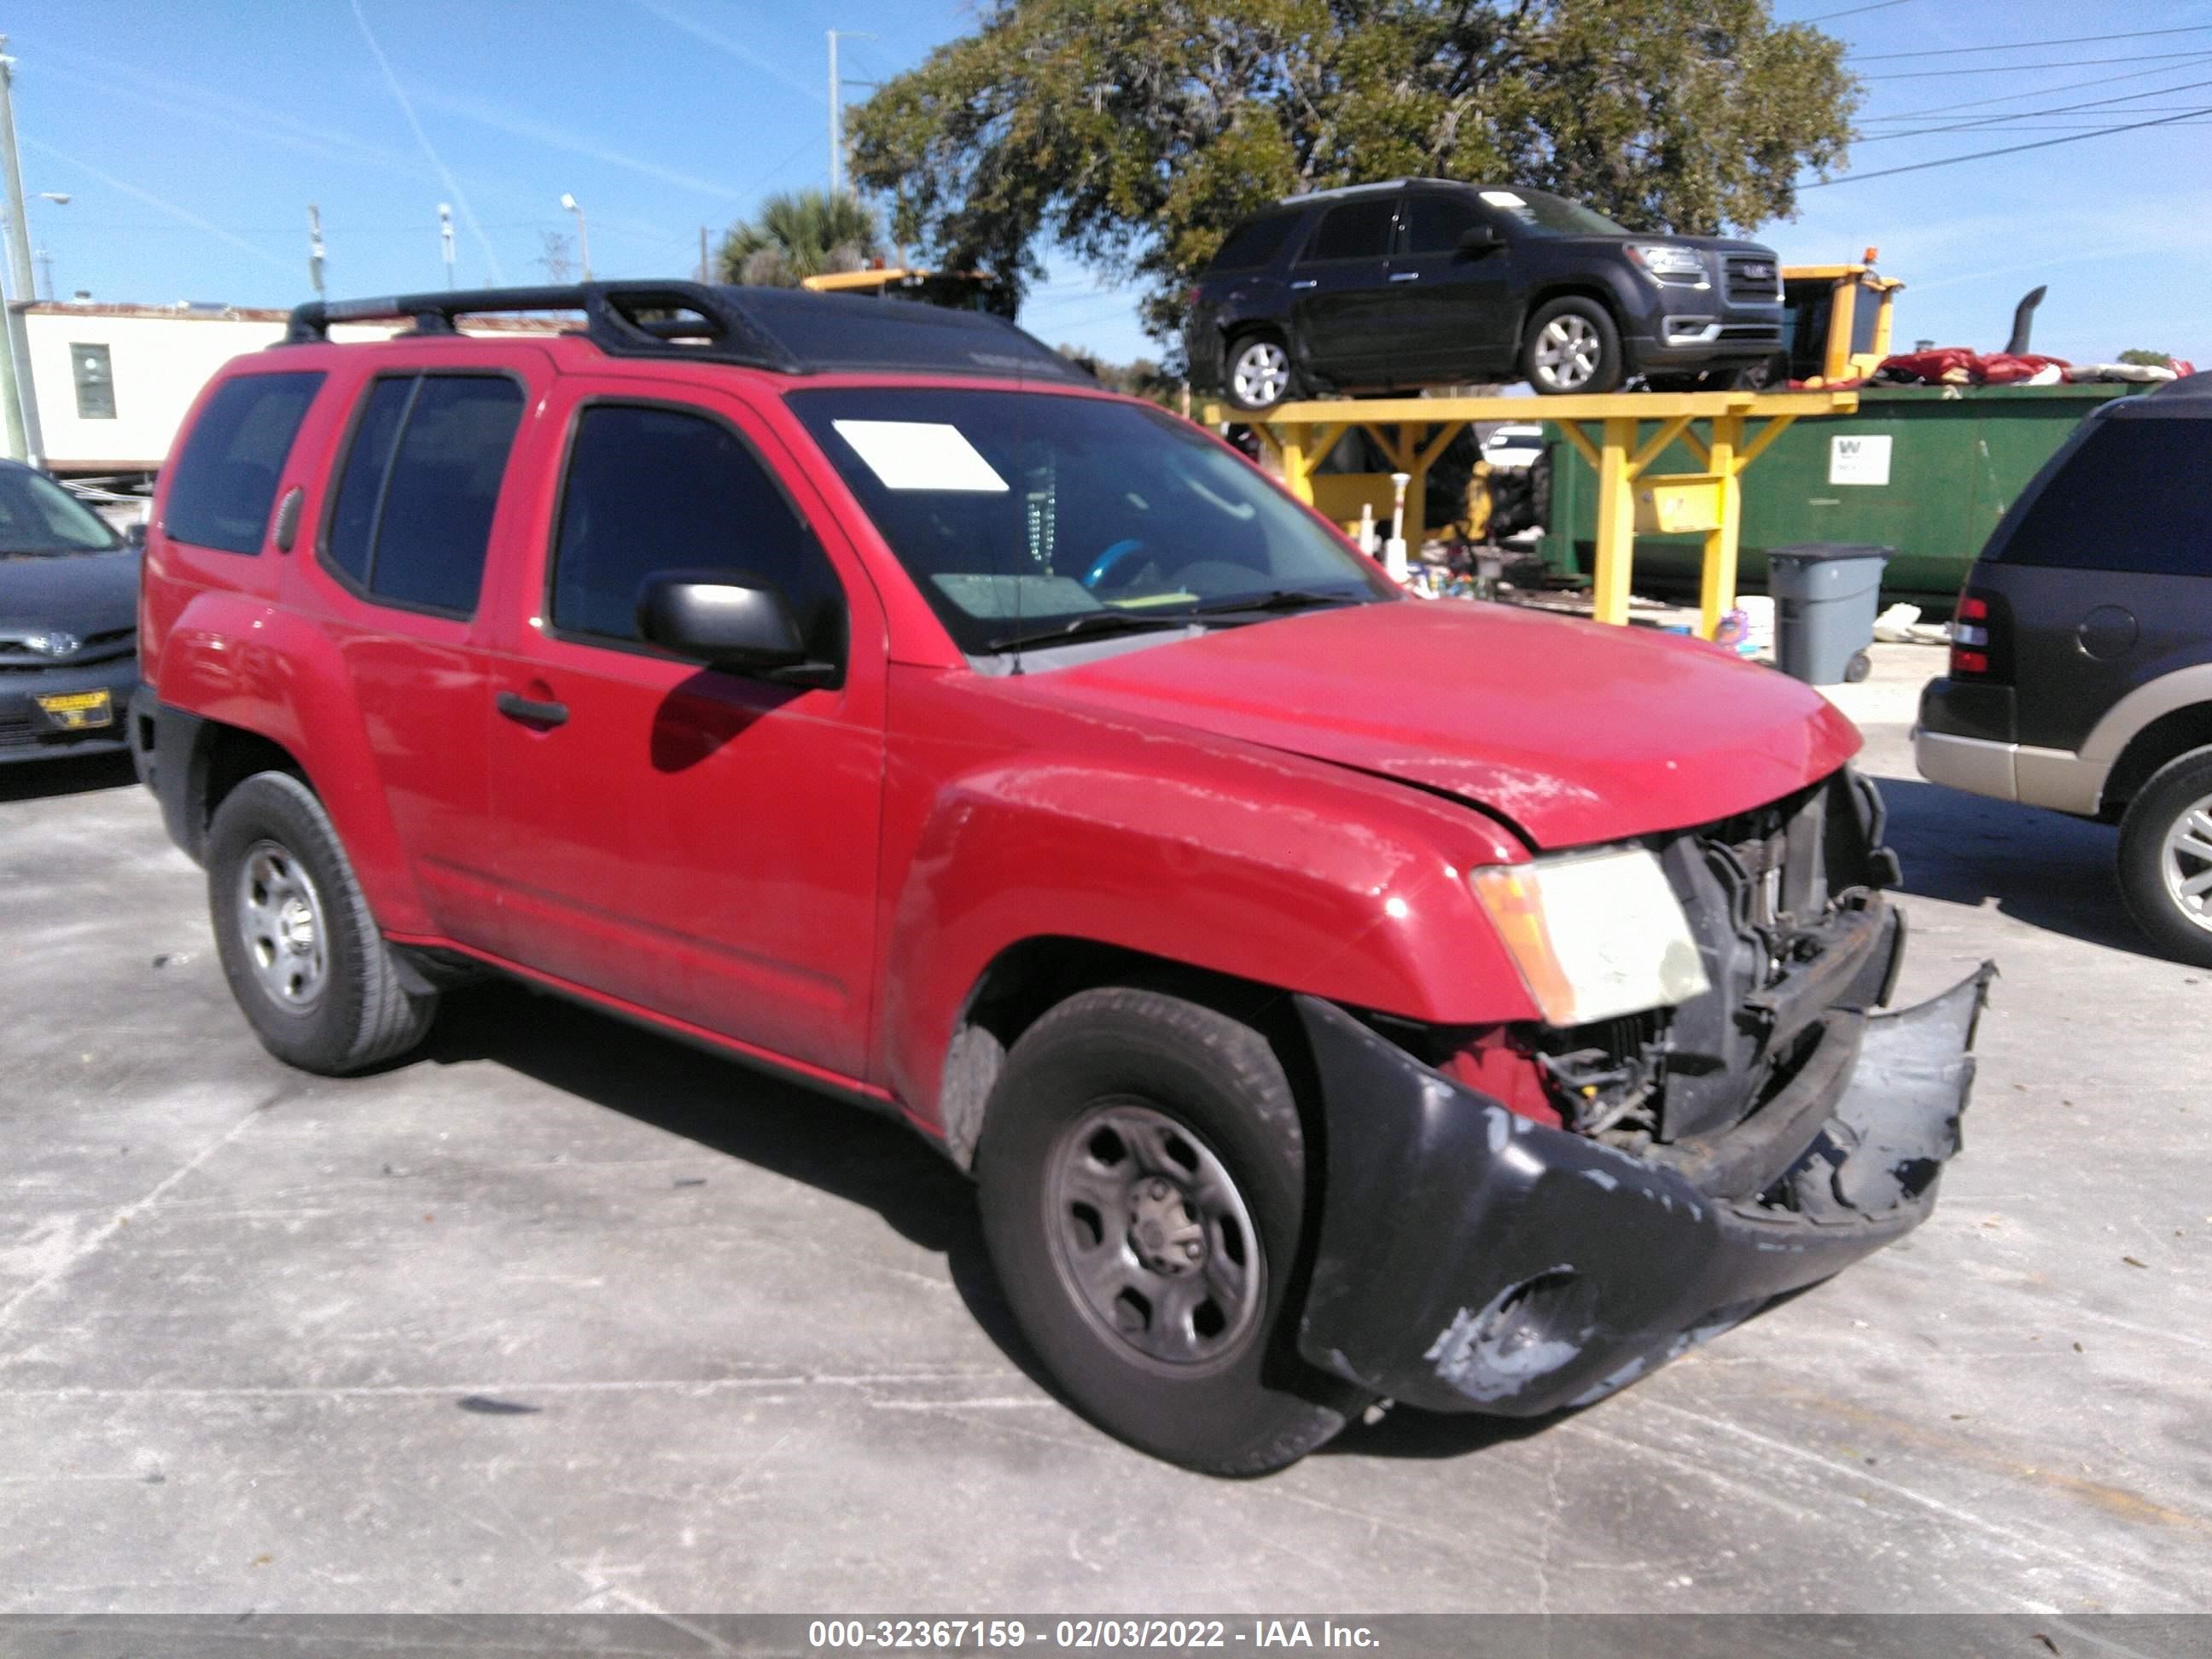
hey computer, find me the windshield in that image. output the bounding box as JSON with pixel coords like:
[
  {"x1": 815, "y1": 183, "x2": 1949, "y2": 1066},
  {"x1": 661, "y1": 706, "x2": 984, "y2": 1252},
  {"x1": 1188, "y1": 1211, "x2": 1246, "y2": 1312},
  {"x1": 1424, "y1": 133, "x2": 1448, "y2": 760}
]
[
  {"x1": 1482, "y1": 189, "x2": 1632, "y2": 238},
  {"x1": 788, "y1": 387, "x2": 1391, "y2": 656},
  {"x1": 0, "y1": 468, "x2": 122, "y2": 556}
]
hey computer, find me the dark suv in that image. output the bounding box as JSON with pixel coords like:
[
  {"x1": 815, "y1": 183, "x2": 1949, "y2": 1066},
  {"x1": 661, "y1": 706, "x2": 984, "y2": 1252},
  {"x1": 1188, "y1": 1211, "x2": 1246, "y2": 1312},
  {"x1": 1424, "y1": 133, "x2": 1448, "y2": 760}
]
[
  {"x1": 1916, "y1": 373, "x2": 2212, "y2": 964},
  {"x1": 1188, "y1": 180, "x2": 1784, "y2": 409}
]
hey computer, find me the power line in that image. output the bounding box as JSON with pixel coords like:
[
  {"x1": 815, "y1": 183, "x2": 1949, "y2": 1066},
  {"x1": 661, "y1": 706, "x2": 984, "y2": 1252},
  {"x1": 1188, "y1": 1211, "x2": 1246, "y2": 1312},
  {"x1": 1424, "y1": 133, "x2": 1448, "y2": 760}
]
[
  {"x1": 1807, "y1": 102, "x2": 2212, "y2": 186},
  {"x1": 1854, "y1": 73, "x2": 2212, "y2": 143},
  {"x1": 1860, "y1": 54, "x2": 2212, "y2": 119},
  {"x1": 1854, "y1": 24, "x2": 2212, "y2": 62},
  {"x1": 1801, "y1": 0, "x2": 1910, "y2": 20},
  {"x1": 1864, "y1": 48, "x2": 2212, "y2": 80}
]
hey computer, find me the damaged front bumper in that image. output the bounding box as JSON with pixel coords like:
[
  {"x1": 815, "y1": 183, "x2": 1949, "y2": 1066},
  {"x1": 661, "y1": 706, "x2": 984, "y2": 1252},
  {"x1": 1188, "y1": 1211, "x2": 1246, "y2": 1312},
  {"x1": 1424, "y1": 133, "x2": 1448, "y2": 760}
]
[{"x1": 1292, "y1": 965, "x2": 1993, "y2": 1417}]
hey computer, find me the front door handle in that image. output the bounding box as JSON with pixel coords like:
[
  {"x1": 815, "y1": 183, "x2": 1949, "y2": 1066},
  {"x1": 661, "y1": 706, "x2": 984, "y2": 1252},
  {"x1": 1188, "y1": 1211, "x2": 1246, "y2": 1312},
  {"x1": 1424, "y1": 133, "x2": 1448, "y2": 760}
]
[
  {"x1": 497, "y1": 690, "x2": 569, "y2": 728},
  {"x1": 1290, "y1": 279, "x2": 1318, "y2": 290},
  {"x1": 1388, "y1": 271, "x2": 1421, "y2": 282}
]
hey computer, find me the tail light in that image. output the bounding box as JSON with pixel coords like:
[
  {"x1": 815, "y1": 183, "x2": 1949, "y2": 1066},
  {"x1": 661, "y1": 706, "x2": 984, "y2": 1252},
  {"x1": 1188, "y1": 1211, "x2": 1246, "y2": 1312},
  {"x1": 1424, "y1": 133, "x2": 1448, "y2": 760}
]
[{"x1": 1948, "y1": 589, "x2": 2010, "y2": 682}]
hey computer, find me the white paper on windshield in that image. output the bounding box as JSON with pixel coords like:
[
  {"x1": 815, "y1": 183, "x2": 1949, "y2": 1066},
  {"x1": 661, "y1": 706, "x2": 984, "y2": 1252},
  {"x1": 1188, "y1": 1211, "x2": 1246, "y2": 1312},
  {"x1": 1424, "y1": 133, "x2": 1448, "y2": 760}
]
[
  {"x1": 1479, "y1": 190, "x2": 1527, "y2": 207},
  {"x1": 832, "y1": 420, "x2": 1009, "y2": 492}
]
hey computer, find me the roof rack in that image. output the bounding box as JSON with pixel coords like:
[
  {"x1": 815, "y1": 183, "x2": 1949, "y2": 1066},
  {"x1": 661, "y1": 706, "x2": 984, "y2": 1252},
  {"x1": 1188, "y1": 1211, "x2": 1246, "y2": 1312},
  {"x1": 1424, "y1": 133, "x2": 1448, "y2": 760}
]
[
  {"x1": 282, "y1": 281, "x2": 802, "y2": 371},
  {"x1": 279, "y1": 277, "x2": 1089, "y2": 384}
]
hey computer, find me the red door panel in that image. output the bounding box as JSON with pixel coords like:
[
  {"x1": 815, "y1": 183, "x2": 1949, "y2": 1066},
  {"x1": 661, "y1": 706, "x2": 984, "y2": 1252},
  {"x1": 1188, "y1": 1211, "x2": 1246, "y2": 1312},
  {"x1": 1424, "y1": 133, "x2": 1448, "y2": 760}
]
[{"x1": 480, "y1": 378, "x2": 888, "y2": 1080}]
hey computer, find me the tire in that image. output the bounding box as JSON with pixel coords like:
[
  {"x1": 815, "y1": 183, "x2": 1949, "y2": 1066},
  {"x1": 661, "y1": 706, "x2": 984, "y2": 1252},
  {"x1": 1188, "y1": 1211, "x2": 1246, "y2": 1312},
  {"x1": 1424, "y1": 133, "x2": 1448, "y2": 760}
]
[
  {"x1": 975, "y1": 987, "x2": 1364, "y2": 1473},
  {"x1": 206, "y1": 771, "x2": 439, "y2": 1074},
  {"x1": 2117, "y1": 746, "x2": 2212, "y2": 968},
  {"x1": 1224, "y1": 330, "x2": 1298, "y2": 413},
  {"x1": 1519, "y1": 296, "x2": 1624, "y2": 395}
]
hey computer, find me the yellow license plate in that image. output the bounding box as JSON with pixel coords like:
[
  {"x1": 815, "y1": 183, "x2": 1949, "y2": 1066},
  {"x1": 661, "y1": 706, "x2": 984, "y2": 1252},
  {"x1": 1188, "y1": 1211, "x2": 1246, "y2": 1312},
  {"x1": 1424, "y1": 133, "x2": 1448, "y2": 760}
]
[{"x1": 35, "y1": 689, "x2": 113, "y2": 730}]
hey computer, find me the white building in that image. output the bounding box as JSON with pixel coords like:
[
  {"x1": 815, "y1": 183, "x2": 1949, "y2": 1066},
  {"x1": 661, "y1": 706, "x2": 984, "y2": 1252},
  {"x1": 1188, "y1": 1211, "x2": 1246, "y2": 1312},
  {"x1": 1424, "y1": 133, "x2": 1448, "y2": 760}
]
[{"x1": 13, "y1": 300, "x2": 561, "y2": 481}]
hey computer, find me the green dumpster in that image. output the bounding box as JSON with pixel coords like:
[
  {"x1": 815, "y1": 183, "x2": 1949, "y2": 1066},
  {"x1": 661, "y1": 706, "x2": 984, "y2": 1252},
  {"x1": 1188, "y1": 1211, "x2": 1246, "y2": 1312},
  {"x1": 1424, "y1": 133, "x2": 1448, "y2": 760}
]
[{"x1": 1537, "y1": 382, "x2": 2144, "y2": 607}]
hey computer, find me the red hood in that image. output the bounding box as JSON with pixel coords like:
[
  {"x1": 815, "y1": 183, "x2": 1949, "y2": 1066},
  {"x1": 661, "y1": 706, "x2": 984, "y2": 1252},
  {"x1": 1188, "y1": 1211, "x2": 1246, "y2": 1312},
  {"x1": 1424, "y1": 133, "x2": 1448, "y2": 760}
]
[{"x1": 1017, "y1": 599, "x2": 1860, "y2": 848}]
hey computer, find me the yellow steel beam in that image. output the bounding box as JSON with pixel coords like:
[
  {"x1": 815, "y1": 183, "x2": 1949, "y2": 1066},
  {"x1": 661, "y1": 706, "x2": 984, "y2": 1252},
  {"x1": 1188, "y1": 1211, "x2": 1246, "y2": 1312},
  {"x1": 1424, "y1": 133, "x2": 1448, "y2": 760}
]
[
  {"x1": 1734, "y1": 413, "x2": 1797, "y2": 474},
  {"x1": 1697, "y1": 415, "x2": 1745, "y2": 639},
  {"x1": 1589, "y1": 417, "x2": 1639, "y2": 626},
  {"x1": 1627, "y1": 414, "x2": 1695, "y2": 480},
  {"x1": 1553, "y1": 419, "x2": 1602, "y2": 473}
]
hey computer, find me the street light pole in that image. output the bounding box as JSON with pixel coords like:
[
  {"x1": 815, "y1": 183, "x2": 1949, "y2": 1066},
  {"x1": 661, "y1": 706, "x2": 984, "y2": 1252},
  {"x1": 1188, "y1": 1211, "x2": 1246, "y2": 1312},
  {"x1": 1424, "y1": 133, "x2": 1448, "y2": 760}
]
[
  {"x1": 559, "y1": 193, "x2": 591, "y2": 282},
  {"x1": 439, "y1": 202, "x2": 455, "y2": 288},
  {"x1": 826, "y1": 31, "x2": 876, "y2": 196},
  {"x1": 0, "y1": 37, "x2": 44, "y2": 466}
]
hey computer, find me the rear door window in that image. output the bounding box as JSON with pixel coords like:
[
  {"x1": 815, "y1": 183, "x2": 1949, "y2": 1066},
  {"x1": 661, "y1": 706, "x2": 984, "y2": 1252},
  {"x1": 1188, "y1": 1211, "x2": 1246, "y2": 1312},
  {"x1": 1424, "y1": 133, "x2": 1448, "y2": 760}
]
[
  {"x1": 321, "y1": 373, "x2": 525, "y2": 616},
  {"x1": 163, "y1": 371, "x2": 325, "y2": 554},
  {"x1": 1299, "y1": 197, "x2": 1397, "y2": 264},
  {"x1": 1989, "y1": 419, "x2": 2212, "y2": 576}
]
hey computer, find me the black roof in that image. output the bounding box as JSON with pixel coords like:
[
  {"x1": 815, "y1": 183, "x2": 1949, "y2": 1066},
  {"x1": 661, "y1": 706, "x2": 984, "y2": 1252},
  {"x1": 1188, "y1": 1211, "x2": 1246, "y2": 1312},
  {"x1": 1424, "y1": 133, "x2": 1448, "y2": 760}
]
[{"x1": 280, "y1": 280, "x2": 1089, "y2": 383}]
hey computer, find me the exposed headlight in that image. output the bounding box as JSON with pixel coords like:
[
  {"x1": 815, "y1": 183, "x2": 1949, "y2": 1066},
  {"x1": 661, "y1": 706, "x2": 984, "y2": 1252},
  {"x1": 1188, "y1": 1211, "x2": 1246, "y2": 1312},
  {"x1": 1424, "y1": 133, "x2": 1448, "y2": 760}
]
[
  {"x1": 1628, "y1": 243, "x2": 1706, "y2": 276},
  {"x1": 1470, "y1": 848, "x2": 1710, "y2": 1027}
]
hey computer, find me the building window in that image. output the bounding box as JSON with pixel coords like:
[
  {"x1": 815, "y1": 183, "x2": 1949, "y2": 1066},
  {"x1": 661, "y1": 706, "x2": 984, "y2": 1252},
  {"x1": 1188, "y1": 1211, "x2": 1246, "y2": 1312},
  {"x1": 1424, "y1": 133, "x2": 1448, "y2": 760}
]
[{"x1": 71, "y1": 343, "x2": 116, "y2": 420}]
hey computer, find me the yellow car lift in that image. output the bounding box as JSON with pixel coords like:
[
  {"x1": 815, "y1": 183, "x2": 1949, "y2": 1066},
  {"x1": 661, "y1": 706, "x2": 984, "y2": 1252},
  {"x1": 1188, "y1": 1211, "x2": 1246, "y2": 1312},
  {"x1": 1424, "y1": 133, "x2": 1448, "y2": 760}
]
[{"x1": 1207, "y1": 388, "x2": 1859, "y2": 638}]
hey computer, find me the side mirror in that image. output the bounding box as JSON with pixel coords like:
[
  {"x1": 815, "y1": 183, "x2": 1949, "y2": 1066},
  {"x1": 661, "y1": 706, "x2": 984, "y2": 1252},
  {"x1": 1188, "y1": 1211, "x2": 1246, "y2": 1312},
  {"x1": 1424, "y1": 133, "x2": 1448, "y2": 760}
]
[
  {"x1": 1457, "y1": 224, "x2": 1501, "y2": 254},
  {"x1": 637, "y1": 573, "x2": 835, "y2": 684},
  {"x1": 124, "y1": 521, "x2": 149, "y2": 550}
]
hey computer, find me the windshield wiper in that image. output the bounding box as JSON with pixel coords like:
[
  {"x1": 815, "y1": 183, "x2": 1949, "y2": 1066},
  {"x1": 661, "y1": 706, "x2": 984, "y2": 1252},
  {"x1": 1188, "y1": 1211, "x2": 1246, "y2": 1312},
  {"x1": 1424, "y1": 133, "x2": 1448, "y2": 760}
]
[
  {"x1": 1189, "y1": 587, "x2": 1365, "y2": 617},
  {"x1": 985, "y1": 608, "x2": 1199, "y2": 655}
]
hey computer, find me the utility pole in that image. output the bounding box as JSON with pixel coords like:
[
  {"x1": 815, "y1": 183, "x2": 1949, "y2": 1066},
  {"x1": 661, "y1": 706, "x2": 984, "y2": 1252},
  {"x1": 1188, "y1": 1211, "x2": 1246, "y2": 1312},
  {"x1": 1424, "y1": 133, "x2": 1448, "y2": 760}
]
[
  {"x1": 308, "y1": 204, "x2": 326, "y2": 299},
  {"x1": 826, "y1": 31, "x2": 876, "y2": 196},
  {"x1": 0, "y1": 37, "x2": 44, "y2": 466},
  {"x1": 699, "y1": 225, "x2": 708, "y2": 283},
  {"x1": 439, "y1": 203, "x2": 455, "y2": 288}
]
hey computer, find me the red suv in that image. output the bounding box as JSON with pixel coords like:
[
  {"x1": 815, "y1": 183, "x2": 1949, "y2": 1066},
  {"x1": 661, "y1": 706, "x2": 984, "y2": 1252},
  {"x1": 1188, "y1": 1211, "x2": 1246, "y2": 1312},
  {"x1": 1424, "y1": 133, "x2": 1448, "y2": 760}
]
[{"x1": 133, "y1": 282, "x2": 1989, "y2": 1472}]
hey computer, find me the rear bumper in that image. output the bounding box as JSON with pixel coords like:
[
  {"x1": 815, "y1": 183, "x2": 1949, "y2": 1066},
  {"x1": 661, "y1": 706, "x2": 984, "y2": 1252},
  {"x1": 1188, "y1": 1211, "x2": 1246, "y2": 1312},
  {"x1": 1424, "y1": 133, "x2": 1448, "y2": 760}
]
[
  {"x1": 1292, "y1": 964, "x2": 1992, "y2": 1416},
  {"x1": 0, "y1": 655, "x2": 140, "y2": 765},
  {"x1": 1915, "y1": 677, "x2": 2108, "y2": 815}
]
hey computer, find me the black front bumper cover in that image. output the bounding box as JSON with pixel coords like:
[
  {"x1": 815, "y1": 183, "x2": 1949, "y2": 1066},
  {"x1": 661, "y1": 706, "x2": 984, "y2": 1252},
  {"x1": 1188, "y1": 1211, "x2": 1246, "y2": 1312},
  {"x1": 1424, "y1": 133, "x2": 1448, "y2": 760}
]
[{"x1": 1292, "y1": 965, "x2": 1991, "y2": 1417}]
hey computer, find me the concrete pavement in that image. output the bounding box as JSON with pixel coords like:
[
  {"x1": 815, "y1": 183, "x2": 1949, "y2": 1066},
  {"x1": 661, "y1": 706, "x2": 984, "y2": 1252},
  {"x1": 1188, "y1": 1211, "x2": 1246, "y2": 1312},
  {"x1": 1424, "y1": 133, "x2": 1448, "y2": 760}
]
[{"x1": 1, "y1": 643, "x2": 2206, "y2": 1615}]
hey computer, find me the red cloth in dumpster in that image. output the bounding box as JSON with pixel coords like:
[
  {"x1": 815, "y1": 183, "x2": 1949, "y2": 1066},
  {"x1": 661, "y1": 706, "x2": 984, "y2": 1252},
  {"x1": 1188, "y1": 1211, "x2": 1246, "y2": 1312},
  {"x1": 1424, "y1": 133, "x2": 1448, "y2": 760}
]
[{"x1": 1877, "y1": 347, "x2": 2070, "y2": 386}]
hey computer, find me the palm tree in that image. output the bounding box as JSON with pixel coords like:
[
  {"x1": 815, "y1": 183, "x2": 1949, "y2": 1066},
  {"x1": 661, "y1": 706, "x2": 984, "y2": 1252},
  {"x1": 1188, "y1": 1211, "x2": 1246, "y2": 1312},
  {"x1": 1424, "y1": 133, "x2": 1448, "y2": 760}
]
[{"x1": 718, "y1": 190, "x2": 887, "y2": 287}]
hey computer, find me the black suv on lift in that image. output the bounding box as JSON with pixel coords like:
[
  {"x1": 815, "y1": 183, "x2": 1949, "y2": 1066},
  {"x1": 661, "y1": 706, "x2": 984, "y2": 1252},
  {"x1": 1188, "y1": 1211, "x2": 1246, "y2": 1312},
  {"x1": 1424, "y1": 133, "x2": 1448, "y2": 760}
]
[
  {"x1": 1188, "y1": 179, "x2": 1784, "y2": 410},
  {"x1": 1916, "y1": 373, "x2": 2212, "y2": 964}
]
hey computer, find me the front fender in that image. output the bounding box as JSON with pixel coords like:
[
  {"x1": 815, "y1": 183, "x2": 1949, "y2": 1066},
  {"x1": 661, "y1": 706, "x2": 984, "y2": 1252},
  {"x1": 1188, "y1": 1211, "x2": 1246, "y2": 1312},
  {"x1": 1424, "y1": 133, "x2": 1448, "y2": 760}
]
[
  {"x1": 876, "y1": 736, "x2": 1538, "y2": 1133},
  {"x1": 153, "y1": 590, "x2": 434, "y2": 935}
]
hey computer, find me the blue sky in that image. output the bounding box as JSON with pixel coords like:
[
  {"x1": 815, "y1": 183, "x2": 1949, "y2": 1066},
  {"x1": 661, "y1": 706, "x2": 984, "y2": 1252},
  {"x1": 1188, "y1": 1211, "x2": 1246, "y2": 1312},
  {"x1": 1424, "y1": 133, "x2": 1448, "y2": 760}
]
[{"x1": 14, "y1": 0, "x2": 2212, "y2": 368}]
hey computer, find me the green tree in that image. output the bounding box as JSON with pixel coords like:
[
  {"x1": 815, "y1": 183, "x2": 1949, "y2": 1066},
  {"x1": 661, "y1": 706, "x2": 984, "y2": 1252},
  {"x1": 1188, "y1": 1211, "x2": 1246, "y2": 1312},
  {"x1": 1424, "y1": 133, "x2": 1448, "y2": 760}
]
[
  {"x1": 719, "y1": 189, "x2": 888, "y2": 287},
  {"x1": 849, "y1": 0, "x2": 1858, "y2": 337},
  {"x1": 2117, "y1": 348, "x2": 2174, "y2": 367}
]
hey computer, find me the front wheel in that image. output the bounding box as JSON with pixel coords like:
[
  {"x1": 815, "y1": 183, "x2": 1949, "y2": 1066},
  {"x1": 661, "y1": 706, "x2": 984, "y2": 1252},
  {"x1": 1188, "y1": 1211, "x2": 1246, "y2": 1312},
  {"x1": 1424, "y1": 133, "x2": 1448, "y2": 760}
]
[
  {"x1": 975, "y1": 987, "x2": 1364, "y2": 1473},
  {"x1": 207, "y1": 771, "x2": 439, "y2": 1074},
  {"x1": 2117, "y1": 747, "x2": 2212, "y2": 967},
  {"x1": 1520, "y1": 297, "x2": 1623, "y2": 395}
]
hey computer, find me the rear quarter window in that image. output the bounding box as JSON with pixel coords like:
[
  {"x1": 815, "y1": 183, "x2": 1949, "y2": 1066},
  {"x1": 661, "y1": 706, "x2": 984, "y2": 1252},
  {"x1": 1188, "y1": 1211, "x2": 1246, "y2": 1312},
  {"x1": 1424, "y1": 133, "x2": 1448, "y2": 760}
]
[
  {"x1": 1207, "y1": 212, "x2": 1301, "y2": 274},
  {"x1": 163, "y1": 371, "x2": 325, "y2": 554},
  {"x1": 1988, "y1": 417, "x2": 2212, "y2": 577}
]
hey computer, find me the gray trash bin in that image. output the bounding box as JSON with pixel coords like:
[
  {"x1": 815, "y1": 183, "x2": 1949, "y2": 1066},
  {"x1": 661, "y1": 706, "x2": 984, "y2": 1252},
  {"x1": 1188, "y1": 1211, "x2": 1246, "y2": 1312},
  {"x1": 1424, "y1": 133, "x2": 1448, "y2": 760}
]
[{"x1": 1767, "y1": 543, "x2": 1892, "y2": 685}]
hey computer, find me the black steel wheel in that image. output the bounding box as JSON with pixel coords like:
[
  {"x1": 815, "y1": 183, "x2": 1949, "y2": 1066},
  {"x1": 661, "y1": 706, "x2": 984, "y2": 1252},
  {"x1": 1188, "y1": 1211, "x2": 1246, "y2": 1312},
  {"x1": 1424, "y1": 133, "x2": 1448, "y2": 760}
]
[{"x1": 976, "y1": 986, "x2": 1364, "y2": 1473}]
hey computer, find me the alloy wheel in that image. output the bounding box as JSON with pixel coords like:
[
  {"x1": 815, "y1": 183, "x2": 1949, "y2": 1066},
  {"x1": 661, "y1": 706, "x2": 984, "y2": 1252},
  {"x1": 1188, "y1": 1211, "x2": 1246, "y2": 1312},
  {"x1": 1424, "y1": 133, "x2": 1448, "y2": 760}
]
[
  {"x1": 2160, "y1": 794, "x2": 2212, "y2": 934},
  {"x1": 1532, "y1": 315, "x2": 1602, "y2": 392},
  {"x1": 1045, "y1": 1099, "x2": 1266, "y2": 1367}
]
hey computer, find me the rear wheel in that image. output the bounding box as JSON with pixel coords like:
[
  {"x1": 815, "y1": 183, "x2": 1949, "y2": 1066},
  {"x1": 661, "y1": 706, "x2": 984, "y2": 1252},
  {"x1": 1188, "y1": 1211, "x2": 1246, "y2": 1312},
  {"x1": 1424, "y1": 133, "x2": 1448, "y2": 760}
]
[
  {"x1": 1224, "y1": 331, "x2": 1298, "y2": 412},
  {"x1": 1520, "y1": 297, "x2": 1623, "y2": 395},
  {"x1": 975, "y1": 987, "x2": 1363, "y2": 1473},
  {"x1": 2118, "y1": 747, "x2": 2212, "y2": 967},
  {"x1": 207, "y1": 771, "x2": 439, "y2": 1074}
]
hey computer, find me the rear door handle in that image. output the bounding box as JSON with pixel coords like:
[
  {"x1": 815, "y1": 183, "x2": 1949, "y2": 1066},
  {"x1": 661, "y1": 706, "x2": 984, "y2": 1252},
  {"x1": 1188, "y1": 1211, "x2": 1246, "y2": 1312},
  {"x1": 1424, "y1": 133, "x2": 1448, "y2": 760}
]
[
  {"x1": 497, "y1": 690, "x2": 568, "y2": 728},
  {"x1": 1290, "y1": 279, "x2": 1318, "y2": 290},
  {"x1": 1388, "y1": 271, "x2": 1421, "y2": 282}
]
